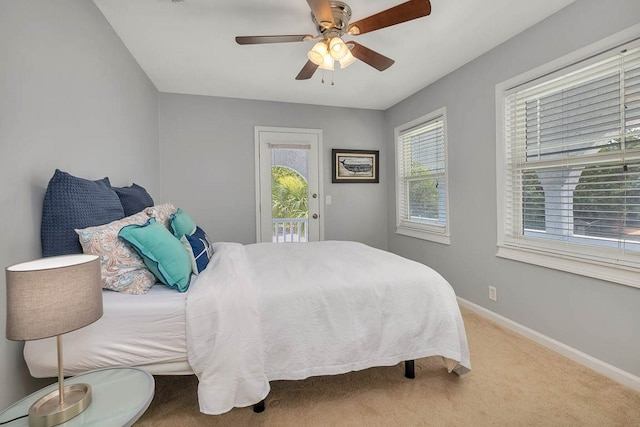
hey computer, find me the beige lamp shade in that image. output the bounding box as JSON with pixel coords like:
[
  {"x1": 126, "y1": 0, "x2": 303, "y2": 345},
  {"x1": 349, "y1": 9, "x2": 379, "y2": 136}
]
[{"x1": 6, "y1": 254, "x2": 103, "y2": 341}]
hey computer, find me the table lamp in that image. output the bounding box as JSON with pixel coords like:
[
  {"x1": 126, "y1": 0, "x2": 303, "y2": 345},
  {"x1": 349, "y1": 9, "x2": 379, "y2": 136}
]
[{"x1": 6, "y1": 254, "x2": 102, "y2": 427}]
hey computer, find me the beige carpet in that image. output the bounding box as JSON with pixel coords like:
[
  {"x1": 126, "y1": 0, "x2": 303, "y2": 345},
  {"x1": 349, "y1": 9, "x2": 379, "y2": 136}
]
[{"x1": 135, "y1": 308, "x2": 640, "y2": 426}]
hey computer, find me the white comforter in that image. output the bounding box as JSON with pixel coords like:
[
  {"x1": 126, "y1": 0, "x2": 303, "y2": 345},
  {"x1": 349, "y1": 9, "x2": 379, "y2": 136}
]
[
  {"x1": 187, "y1": 241, "x2": 471, "y2": 415},
  {"x1": 185, "y1": 242, "x2": 270, "y2": 415}
]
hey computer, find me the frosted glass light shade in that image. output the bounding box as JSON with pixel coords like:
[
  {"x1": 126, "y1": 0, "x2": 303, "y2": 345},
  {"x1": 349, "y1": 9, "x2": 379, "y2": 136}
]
[
  {"x1": 319, "y1": 53, "x2": 335, "y2": 71},
  {"x1": 329, "y1": 37, "x2": 348, "y2": 60},
  {"x1": 307, "y1": 41, "x2": 328, "y2": 66},
  {"x1": 339, "y1": 49, "x2": 356, "y2": 69}
]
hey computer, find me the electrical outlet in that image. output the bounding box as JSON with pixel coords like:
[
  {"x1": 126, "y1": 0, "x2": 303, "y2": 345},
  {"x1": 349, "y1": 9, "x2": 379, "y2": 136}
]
[
  {"x1": 489, "y1": 286, "x2": 497, "y2": 302},
  {"x1": 326, "y1": 195, "x2": 332, "y2": 205}
]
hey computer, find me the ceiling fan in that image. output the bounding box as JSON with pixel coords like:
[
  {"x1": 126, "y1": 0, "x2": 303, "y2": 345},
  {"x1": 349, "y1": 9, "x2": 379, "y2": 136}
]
[{"x1": 235, "y1": 0, "x2": 432, "y2": 80}]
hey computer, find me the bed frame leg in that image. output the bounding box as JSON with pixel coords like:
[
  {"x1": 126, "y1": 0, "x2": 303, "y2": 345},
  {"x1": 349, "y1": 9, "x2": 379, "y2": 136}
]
[
  {"x1": 253, "y1": 399, "x2": 266, "y2": 413},
  {"x1": 404, "y1": 360, "x2": 415, "y2": 379}
]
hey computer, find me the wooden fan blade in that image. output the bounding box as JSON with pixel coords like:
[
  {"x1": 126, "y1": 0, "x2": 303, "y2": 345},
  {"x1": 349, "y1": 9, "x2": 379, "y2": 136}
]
[
  {"x1": 307, "y1": 0, "x2": 335, "y2": 28},
  {"x1": 236, "y1": 35, "x2": 313, "y2": 45},
  {"x1": 347, "y1": 0, "x2": 431, "y2": 35},
  {"x1": 349, "y1": 41, "x2": 394, "y2": 71},
  {"x1": 296, "y1": 60, "x2": 319, "y2": 80}
]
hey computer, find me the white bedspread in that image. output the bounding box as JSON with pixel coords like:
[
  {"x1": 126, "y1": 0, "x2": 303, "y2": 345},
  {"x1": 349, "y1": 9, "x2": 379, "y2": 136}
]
[
  {"x1": 188, "y1": 241, "x2": 470, "y2": 415},
  {"x1": 185, "y1": 242, "x2": 270, "y2": 415},
  {"x1": 247, "y1": 241, "x2": 471, "y2": 379}
]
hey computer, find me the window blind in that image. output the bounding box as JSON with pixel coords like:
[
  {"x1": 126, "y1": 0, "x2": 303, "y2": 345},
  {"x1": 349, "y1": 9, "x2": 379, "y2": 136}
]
[
  {"x1": 503, "y1": 45, "x2": 640, "y2": 265},
  {"x1": 397, "y1": 116, "x2": 448, "y2": 234}
]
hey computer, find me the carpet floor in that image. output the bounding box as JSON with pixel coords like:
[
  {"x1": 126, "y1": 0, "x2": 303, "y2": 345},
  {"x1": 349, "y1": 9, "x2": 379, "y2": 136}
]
[{"x1": 135, "y1": 308, "x2": 640, "y2": 426}]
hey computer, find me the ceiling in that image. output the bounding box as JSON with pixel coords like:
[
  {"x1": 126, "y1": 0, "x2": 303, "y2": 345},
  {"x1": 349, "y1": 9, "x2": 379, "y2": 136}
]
[{"x1": 93, "y1": 0, "x2": 574, "y2": 110}]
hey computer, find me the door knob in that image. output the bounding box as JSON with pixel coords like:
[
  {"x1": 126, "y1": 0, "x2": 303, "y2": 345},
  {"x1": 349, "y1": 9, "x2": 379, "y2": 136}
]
[
  {"x1": 312, "y1": 214, "x2": 318, "y2": 219},
  {"x1": 312, "y1": 193, "x2": 318, "y2": 198}
]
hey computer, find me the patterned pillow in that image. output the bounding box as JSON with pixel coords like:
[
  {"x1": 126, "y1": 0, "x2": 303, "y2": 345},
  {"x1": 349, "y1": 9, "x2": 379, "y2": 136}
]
[
  {"x1": 145, "y1": 203, "x2": 177, "y2": 229},
  {"x1": 41, "y1": 169, "x2": 124, "y2": 256},
  {"x1": 114, "y1": 183, "x2": 154, "y2": 216},
  {"x1": 181, "y1": 226, "x2": 213, "y2": 274},
  {"x1": 75, "y1": 211, "x2": 156, "y2": 294}
]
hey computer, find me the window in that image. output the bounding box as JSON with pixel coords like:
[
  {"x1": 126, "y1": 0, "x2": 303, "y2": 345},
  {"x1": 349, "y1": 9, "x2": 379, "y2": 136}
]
[
  {"x1": 395, "y1": 108, "x2": 450, "y2": 244},
  {"x1": 497, "y1": 35, "x2": 640, "y2": 288}
]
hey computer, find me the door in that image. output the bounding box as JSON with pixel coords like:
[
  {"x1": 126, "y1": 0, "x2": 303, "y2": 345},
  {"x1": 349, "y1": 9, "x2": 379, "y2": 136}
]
[{"x1": 255, "y1": 127, "x2": 323, "y2": 243}]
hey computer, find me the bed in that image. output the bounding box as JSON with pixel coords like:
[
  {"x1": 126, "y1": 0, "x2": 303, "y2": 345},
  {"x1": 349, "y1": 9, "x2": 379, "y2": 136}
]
[
  {"x1": 28, "y1": 170, "x2": 471, "y2": 415},
  {"x1": 24, "y1": 240, "x2": 471, "y2": 414}
]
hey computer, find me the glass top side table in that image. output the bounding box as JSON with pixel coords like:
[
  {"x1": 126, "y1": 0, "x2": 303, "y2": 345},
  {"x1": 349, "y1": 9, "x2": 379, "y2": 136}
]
[{"x1": 0, "y1": 367, "x2": 155, "y2": 427}]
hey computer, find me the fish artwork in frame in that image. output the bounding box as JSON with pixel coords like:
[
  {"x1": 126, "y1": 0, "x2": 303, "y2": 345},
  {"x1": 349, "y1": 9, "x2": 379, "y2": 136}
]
[{"x1": 331, "y1": 149, "x2": 379, "y2": 183}]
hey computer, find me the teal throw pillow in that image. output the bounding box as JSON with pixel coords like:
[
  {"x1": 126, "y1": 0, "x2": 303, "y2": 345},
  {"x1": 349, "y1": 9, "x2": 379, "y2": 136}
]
[
  {"x1": 118, "y1": 218, "x2": 192, "y2": 292},
  {"x1": 170, "y1": 208, "x2": 197, "y2": 239}
]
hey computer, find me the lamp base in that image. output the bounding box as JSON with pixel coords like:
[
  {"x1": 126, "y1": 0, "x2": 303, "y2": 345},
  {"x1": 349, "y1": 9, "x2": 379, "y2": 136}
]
[{"x1": 28, "y1": 383, "x2": 92, "y2": 427}]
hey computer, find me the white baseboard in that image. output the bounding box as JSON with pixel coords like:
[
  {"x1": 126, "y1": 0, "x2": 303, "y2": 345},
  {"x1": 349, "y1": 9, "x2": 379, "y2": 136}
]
[{"x1": 457, "y1": 297, "x2": 640, "y2": 393}]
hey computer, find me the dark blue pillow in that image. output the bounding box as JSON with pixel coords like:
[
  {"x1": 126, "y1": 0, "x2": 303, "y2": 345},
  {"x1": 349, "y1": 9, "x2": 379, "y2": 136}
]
[
  {"x1": 41, "y1": 169, "x2": 125, "y2": 256},
  {"x1": 114, "y1": 183, "x2": 154, "y2": 216},
  {"x1": 180, "y1": 226, "x2": 213, "y2": 274}
]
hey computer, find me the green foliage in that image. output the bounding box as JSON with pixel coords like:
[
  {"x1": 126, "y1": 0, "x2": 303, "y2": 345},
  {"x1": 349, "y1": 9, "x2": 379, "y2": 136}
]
[
  {"x1": 523, "y1": 171, "x2": 545, "y2": 231},
  {"x1": 573, "y1": 133, "x2": 640, "y2": 239},
  {"x1": 574, "y1": 162, "x2": 640, "y2": 239},
  {"x1": 409, "y1": 163, "x2": 438, "y2": 220},
  {"x1": 271, "y1": 166, "x2": 308, "y2": 219}
]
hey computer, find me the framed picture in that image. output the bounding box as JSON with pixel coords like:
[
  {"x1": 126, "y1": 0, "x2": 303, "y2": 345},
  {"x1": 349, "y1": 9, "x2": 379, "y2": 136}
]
[{"x1": 331, "y1": 149, "x2": 379, "y2": 183}]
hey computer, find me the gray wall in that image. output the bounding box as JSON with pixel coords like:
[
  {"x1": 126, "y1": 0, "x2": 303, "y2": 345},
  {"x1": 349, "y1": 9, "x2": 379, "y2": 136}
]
[
  {"x1": 0, "y1": 0, "x2": 159, "y2": 407},
  {"x1": 159, "y1": 93, "x2": 388, "y2": 249},
  {"x1": 385, "y1": 0, "x2": 640, "y2": 377}
]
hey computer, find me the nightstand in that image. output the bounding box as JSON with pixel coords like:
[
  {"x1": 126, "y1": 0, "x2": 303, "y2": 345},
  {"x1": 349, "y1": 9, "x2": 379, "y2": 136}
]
[{"x1": 0, "y1": 367, "x2": 154, "y2": 427}]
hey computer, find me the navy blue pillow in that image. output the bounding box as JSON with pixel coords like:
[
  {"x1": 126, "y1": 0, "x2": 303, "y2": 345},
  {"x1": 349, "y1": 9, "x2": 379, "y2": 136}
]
[
  {"x1": 41, "y1": 169, "x2": 125, "y2": 256},
  {"x1": 180, "y1": 226, "x2": 213, "y2": 274},
  {"x1": 114, "y1": 183, "x2": 154, "y2": 216}
]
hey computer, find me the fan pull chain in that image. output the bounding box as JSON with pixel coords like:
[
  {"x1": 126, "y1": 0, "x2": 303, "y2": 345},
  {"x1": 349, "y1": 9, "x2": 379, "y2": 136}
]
[{"x1": 319, "y1": 69, "x2": 335, "y2": 86}]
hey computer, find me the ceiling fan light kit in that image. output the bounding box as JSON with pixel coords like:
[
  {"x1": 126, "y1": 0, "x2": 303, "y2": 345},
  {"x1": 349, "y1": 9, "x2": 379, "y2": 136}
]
[
  {"x1": 236, "y1": 0, "x2": 432, "y2": 81},
  {"x1": 307, "y1": 36, "x2": 350, "y2": 71}
]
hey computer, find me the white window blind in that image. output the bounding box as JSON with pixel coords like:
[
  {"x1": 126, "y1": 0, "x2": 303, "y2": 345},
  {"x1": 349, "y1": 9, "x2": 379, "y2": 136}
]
[
  {"x1": 500, "y1": 42, "x2": 640, "y2": 285},
  {"x1": 396, "y1": 109, "x2": 449, "y2": 242}
]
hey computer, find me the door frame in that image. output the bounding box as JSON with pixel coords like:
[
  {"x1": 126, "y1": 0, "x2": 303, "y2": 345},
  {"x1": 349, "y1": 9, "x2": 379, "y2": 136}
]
[{"x1": 254, "y1": 126, "x2": 324, "y2": 243}]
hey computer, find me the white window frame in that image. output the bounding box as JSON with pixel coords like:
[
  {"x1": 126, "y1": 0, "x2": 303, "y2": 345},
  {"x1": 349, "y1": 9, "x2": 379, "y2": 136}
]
[
  {"x1": 496, "y1": 24, "x2": 640, "y2": 289},
  {"x1": 395, "y1": 107, "x2": 450, "y2": 244}
]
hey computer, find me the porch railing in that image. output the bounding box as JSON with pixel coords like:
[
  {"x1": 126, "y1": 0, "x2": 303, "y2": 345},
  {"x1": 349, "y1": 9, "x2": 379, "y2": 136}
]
[{"x1": 273, "y1": 218, "x2": 308, "y2": 242}]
